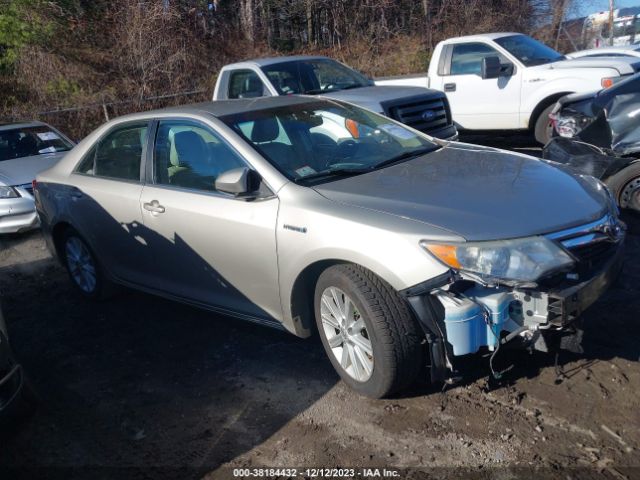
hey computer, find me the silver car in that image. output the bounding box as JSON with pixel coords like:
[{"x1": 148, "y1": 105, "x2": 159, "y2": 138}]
[
  {"x1": 0, "y1": 121, "x2": 74, "y2": 234},
  {"x1": 35, "y1": 97, "x2": 625, "y2": 398}
]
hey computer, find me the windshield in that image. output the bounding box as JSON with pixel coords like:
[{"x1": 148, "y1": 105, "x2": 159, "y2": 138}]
[
  {"x1": 0, "y1": 125, "x2": 73, "y2": 162},
  {"x1": 494, "y1": 35, "x2": 564, "y2": 67},
  {"x1": 261, "y1": 59, "x2": 371, "y2": 95},
  {"x1": 221, "y1": 100, "x2": 438, "y2": 184}
]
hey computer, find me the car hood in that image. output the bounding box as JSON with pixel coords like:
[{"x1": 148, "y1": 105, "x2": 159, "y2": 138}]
[
  {"x1": 321, "y1": 85, "x2": 442, "y2": 112},
  {"x1": 539, "y1": 56, "x2": 640, "y2": 75},
  {"x1": 0, "y1": 152, "x2": 67, "y2": 186},
  {"x1": 313, "y1": 144, "x2": 609, "y2": 241}
]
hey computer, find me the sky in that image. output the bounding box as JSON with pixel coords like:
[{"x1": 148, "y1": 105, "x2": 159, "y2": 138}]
[{"x1": 575, "y1": 0, "x2": 640, "y2": 18}]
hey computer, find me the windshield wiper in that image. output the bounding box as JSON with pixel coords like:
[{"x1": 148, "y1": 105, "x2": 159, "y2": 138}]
[
  {"x1": 371, "y1": 147, "x2": 438, "y2": 170},
  {"x1": 293, "y1": 167, "x2": 371, "y2": 183}
]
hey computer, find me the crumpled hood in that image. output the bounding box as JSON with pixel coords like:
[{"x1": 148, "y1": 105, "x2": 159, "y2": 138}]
[
  {"x1": 0, "y1": 152, "x2": 66, "y2": 186},
  {"x1": 539, "y1": 56, "x2": 640, "y2": 75},
  {"x1": 313, "y1": 144, "x2": 609, "y2": 241},
  {"x1": 321, "y1": 85, "x2": 442, "y2": 111}
]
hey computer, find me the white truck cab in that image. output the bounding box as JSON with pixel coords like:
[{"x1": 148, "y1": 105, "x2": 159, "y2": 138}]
[{"x1": 377, "y1": 33, "x2": 640, "y2": 143}]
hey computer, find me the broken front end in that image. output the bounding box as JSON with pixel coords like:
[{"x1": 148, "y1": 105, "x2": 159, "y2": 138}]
[
  {"x1": 403, "y1": 214, "x2": 625, "y2": 383},
  {"x1": 549, "y1": 73, "x2": 640, "y2": 157}
]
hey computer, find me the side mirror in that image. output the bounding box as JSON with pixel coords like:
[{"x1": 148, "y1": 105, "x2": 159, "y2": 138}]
[
  {"x1": 215, "y1": 167, "x2": 260, "y2": 196},
  {"x1": 481, "y1": 56, "x2": 502, "y2": 79}
]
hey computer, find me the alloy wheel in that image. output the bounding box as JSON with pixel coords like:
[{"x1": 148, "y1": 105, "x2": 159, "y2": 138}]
[
  {"x1": 65, "y1": 237, "x2": 97, "y2": 294},
  {"x1": 320, "y1": 286, "x2": 374, "y2": 382}
]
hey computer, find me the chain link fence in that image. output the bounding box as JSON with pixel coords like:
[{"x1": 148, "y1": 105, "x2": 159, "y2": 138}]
[{"x1": 35, "y1": 89, "x2": 209, "y2": 141}]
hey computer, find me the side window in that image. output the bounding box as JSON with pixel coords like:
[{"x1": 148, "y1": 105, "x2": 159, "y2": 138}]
[
  {"x1": 228, "y1": 70, "x2": 265, "y2": 99},
  {"x1": 153, "y1": 120, "x2": 247, "y2": 193},
  {"x1": 75, "y1": 124, "x2": 147, "y2": 180},
  {"x1": 264, "y1": 69, "x2": 304, "y2": 94},
  {"x1": 450, "y1": 43, "x2": 505, "y2": 76},
  {"x1": 76, "y1": 145, "x2": 97, "y2": 174}
]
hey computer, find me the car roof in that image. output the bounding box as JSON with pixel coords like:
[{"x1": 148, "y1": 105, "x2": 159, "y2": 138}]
[
  {"x1": 442, "y1": 32, "x2": 521, "y2": 43},
  {"x1": 223, "y1": 55, "x2": 330, "y2": 69},
  {"x1": 114, "y1": 96, "x2": 333, "y2": 122},
  {"x1": 0, "y1": 120, "x2": 49, "y2": 132}
]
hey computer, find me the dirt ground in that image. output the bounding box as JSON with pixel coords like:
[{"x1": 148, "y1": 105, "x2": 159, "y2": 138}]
[{"x1": 1, "y1": 136, "x2": 639, "y2": 480}]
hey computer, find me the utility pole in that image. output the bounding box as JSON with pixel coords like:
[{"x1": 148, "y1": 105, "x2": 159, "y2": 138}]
[{"x1": 609, "y1": 0, "x2": 615, "y2": 46}]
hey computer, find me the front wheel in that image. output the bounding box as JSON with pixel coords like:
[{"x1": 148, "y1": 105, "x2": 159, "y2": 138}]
[
  {"x1": 605, "y1": 162, "x2": 640, "y2": 213},
  {"x1": 534, "y1": 104, "x2": 555, "y2": 145},
  {"x1": 314, "y1": 264, "x2": 424, "y2": 398}
]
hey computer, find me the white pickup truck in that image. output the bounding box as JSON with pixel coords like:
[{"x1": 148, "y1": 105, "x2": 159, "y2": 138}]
[{"x1": 377, "y1": 33, "x2": 640, "y2": 143}]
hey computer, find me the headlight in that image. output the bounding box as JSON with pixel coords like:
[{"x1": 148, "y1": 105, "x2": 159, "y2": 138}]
[
  {"x1": 421, "y1": 236, "x2": 574, "y2": 282},
  {"x1": 601, "y1": 76, "x2": 626, "y2": 89},
  {"x1": 550, "y1": 111, "x2": 593, "y2": 138},
  {"x1": 0, "y1": 186, "x2": 18, "y2": 199}
]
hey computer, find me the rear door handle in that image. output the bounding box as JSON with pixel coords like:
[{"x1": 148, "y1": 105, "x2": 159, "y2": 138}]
[
  {"x1": 444, "y1": 83, "x2": 456, "y2": 92},
  {"x1": 143, "y1": 200, "x2": 165, "y2": 214}
]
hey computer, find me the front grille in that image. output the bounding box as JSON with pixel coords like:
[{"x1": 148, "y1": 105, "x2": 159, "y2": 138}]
[
  {"x1": 383, "y1": 96, "x2": 451, "y2": 135},
  {"x1": 546, "y1": 214, "x2": 624, "y2": 272},
  {"x1": 569, "y1": 240, "x2": 618, "y2": 267}
]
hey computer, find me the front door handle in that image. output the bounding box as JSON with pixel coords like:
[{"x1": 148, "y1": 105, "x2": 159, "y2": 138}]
[
  {"x1": 444, "y1": 82, "x2": 456, "y2": 92},
  {"x1": 143, "y1": 200, "x2": 165, "y2": 214}
]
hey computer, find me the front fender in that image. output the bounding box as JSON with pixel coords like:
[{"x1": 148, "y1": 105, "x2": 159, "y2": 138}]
[
  {"x1": 521, "y1": 74, "x2": 611, "y2": 125},
  {"x1": 275, "y1": 185, "x2": 454, "y2": 337}
]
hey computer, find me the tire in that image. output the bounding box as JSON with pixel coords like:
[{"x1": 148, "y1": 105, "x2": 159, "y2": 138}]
[
  {"x1": 534, "y1": 104, "x2": 555, "y2": 145},
  {"x1": 61, "y1": 228, "x2": 112, "y2": 299},
  {"x1": 605, "y1": 162, "x2": 640, "y2": 213},
  {"x1": 314, "y1": 264, "x2": 424, "y2": 398}
]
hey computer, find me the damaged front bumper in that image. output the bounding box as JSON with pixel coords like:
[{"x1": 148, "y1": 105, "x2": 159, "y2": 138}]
[{"x1": 403, "y1": 232, "x2": 625, "y2": 383}]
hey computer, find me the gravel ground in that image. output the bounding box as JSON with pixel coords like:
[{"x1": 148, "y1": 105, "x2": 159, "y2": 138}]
[{"x1": 0, "y1": 135, "x2": 639, "y2": 480}]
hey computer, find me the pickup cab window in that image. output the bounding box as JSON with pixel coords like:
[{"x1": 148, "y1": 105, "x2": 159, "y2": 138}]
[
  {"x1": 494, "y1": 34, "x2": 564, "y2": 67},
  {"x1": 261, "y1": 59, "x2": 370, "y2": 95},
  {"x1": 228, "y1": 70, "x2": 266, "y2": 99},
  {"x1": 450, "y1": 43, "x2": 506, "y2": 75}
]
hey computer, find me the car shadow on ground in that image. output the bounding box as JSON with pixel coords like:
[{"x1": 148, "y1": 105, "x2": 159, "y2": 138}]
[
  {"x1": 0, "y1": 254, "x2": 337, "y2": 478},
  {"x1": 0, "y1": 193, "x2": 339, "y2": 478}
]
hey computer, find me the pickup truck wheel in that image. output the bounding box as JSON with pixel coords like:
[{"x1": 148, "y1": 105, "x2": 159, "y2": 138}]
[
  {"x1": 61, "y1": 229, "x2": 112, "y2": 299},
  {"x1": 534, "y1": 104, "x2": 555, "y2": 145},
  {"x1": 605, "y1": 162, "x2": 640, "y2": 213},
  {"x1": 314, "y1": 264, "x2": 424, "y2": 398}
]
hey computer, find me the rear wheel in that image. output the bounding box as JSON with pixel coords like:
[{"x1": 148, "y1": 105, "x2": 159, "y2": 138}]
[
  {"x1": 605, "y1": 162, "x2": 640, "y2": 213},
  {"x1": 534, "y1": 104, "x2": 555, "y2": 145},
  {"x1": 314, "y1": 264, "x2": 424, "y2": 398},
  {"x1": 61, "y1": 229, "x2": 111, "y2": 299}
]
